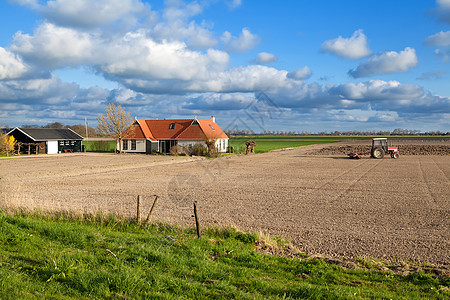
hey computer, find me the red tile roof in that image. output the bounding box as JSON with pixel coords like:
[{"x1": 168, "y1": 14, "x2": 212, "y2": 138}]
[{"x1": 130, "y1": 118, "x2": 228, "y2": 140}]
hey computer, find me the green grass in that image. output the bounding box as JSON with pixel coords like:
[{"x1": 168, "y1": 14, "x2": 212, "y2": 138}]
[
  {"x1": 0, "y1": 212, "x2": 448, "y2": 299},
  {"x1": 82, "y1": 140, "x2": 116, "y2": 152},
  {"x1": 228, "y1": 136, "x2": 350, "y2": 153}
]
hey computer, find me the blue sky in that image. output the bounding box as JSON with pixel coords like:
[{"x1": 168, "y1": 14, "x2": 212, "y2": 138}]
[{"x1": 0, "y1": 0, "x2": 449, "y2": 133}]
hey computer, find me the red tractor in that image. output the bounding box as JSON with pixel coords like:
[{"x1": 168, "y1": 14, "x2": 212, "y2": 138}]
[{"x1": 348, "y1": 138, "x2": 399, "y2": 159}]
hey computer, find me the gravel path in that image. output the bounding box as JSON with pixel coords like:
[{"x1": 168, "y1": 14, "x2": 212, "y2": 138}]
[{"x1": 1, "y1": 141, "x2": 449, "y2": 267}]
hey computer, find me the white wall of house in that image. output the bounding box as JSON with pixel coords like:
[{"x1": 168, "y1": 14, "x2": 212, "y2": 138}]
[
  {"x1": 47, "y1": 140, "x2": 58, "y2": 154},
  {"x1": 117, "y1": 138, "x2": 229, "y2": 154},
  {"x1": 177, "y1": 139, "x2": 206, "y2": 149},
  {"x1": 215, "y1": 138, "x2": 228, "y2": 153},
  {"x1": 118, "y1": 139, "x2": 147, "y2": 153},
  {"x1": 177, "y1": 138, "x2": 228, "y2": 153}
]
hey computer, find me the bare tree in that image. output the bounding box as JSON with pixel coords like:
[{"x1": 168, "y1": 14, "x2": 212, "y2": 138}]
[
  {"x1": 43, "y1": 122, "x2": 64, "y2": 129},
  {"x1": 97, "y1": 103, "x2": 132, "y2": 153},
  {"x1": 66, "y1": 124, "x2": 97, "y2": 137}
]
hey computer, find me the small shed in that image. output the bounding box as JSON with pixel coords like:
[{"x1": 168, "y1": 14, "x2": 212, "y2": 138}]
[{"x1": 7, "y1": 128, "x2": 84, "y2": 154}]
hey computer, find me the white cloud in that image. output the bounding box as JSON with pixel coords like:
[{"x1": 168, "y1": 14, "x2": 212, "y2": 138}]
[
  {"x1": 424, "y1": 30, "x2": 450, "y2": 63},
  {"x1": 152, "y1": 1, "x2": 217, "y2": 49},
  {"x1": 436, "y1": 0, "x2": 450, "y2": 24},
  {"x1": 0, "y1": 47, "x2": 30, "y2": 80},
  {"x1": 225, "y1": 28, "x2": 260, "y2": 53},
  {"x1": 183, "y1": 93, "x2": 254, "y2": 110},
  {"x1": 226, "y1": 0, "x2": 242, "y2": 9},
  {"x1": 417, "y1": 70, "x2": 446, "y2": 80},
  {"x1": 435, "y1": 48, "x2": 450, "y2": 62},
  {"x1": 0, "y1": 74, "x2": 79, "y2": 103},
  {"x1": 11, "y1": 22, "x2": 97, "y2": 68},
  {"x1": 13, "y1": 0, "x2": 149, "y2": 29},
  {"x1": 99, "y1": 33, "x2": 230, "y2": 81},
  {"x1": 220, "y1": 31, "x2": 232, "y2": 44},
  {"x1": 9, "y1": 0, "x2": 38, "y2": 8},
  {"x1": 268, "y1": 79, "x2": 449, "y2": 118},
  {"x1": 256, "y1": 52, "x2": 278, "y2": 64},
  {"x1": 287, "y1": 66, "x2": 312, "y2": 80},
  {"x1": 348, "y1": 47, "x2": 418, "y2": 78},
  {"x1": 116, "y1": 65, "x2": 293, "y2": 94},
  {"x1": 424, "y1": 30, "x2": 450, "y2": 46},
  {"x1": 321, "y1": 29, "x2": 372, "y2": 59},
  {"x1": 151, "y1": 19, "x2": 218, "y2": 49},
  {"x1": 10, "y1": 22, "x2": 230, "y2": 81},
  {"x1": 162, "y1": 0, "x2": 203, "y2": 22}
]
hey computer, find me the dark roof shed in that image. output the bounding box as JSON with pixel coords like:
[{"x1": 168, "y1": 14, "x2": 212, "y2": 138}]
[{"x1": 9, "y1": 128, "x2": 84, "y2": 141}]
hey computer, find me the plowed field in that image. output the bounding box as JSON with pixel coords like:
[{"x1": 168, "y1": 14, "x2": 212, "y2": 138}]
[{"x1": 1, "y1": 139, "x2": 449, "y2": 267}]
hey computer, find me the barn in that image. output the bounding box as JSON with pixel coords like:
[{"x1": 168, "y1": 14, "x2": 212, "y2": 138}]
[
  {"x1": 120, "y1": 117, "x2": 229, "y2": 154},
  {"x1": 7, "y1": 127, "x2": 84, "y2": 154}
]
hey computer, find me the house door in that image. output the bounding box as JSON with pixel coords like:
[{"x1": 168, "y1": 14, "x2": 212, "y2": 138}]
[{"x1": 160, "y1": 140, "x2": 177, "y2": 153}]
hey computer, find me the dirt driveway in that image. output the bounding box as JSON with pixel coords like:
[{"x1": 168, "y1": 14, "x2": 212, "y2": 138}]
[{"x1": 1, "y1": 142, "x2": 449, "y2": 266}]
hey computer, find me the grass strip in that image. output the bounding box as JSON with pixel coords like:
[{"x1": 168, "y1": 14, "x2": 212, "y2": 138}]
[{"x1": 0, "y1": 212, "x2": 448, "y2": 299}]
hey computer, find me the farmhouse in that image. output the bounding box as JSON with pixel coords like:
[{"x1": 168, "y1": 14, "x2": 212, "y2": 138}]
[
  {"x1": 120, "y1": 117, "x2": 228, "y2": 154},
  {"x1": 7, "y1": 127, "x2": 84, "y2": 154}
]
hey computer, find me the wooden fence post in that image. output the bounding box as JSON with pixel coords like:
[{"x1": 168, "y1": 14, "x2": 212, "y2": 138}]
[
  {"x1": 193, "y1": 201, "x2": 201, "y2": 238},
  {"x1": 136, "y1": 195, "x2": 141, "y2": 225},
  {"x1": 144, "y1": 195, "x2": 159, "y2": 226}
]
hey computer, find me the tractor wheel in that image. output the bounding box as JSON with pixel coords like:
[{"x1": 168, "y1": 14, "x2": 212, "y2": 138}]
[
  {"x1": 371, "y1": 147, "x2": 385, "y2": 159},
  {"x1": 392, "y1": 153, "x2": 399, "y2": 159}
]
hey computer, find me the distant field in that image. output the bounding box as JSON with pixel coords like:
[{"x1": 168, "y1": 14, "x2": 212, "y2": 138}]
[{"x1": 228, "y1": 136, "x2": 349, "y2": 153}]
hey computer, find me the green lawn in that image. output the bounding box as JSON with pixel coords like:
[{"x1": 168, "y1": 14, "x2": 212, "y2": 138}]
[
  {"x1": 82, "y1": 140, "x2": 116, "y2": 152},
  {"x1": 0, "y1": 212, "x2": 447, "y2": 299},
  {"x1": 228, "y1": 136, "x2": 350, "y2": 153}
]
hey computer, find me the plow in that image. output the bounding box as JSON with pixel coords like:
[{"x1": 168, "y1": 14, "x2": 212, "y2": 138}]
[{"x1": 348, "y1": 138, "x2": 399, "y2": 159}]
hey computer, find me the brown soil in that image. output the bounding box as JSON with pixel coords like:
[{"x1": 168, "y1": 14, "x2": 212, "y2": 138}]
[
  {"x1": 311, "y1": 139, "x2": 450, "y2": 156},
  {"x1": 1, "y1": 142, "x2": 449, "y2": 268}
]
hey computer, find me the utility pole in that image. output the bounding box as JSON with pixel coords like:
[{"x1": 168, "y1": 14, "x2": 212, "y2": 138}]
[{"x1": 85, "y1": 117, "x2": 89, "y2": 152}]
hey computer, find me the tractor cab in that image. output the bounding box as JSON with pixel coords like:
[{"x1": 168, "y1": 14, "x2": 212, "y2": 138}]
[
  {"x1": 371, "y1": 138, "x2": 399, "y2": 159},
  {"x1": 372, "y1": 138, "x2": 388, "y2": 153}
]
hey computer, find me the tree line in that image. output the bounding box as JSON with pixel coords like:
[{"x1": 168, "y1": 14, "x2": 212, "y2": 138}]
[{"x1": 225, "y1": 128, "x2": 449, "y2": 136}]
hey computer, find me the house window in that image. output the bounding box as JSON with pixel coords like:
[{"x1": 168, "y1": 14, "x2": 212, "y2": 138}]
[
  {"x1": 65, "y1": 141, "x2": 69, "y2": 145},
  {"x1": 59, "y1": 141, "x2": 64, "y2": 145},
  {"x1": 123, "y1": 139, "x2": 128, "y2": 150},
  {"x1": 209, "y1": 124, "x2": 215, "y2": 130},
  {"x1": 131, "y1": 140, "x2": 136, "y2": 150},
  {"x1": 169, "y1": 123, "x2": 175, "y2": 130}
]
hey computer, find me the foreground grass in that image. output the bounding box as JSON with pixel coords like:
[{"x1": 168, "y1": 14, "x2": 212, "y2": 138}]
[{"x1": 0, "y1": 213, "x2": 448, "y2": 299}]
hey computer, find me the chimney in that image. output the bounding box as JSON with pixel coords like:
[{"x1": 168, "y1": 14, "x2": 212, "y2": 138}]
[{"x1": 211, "y1": 116, "x2": 215, "y2": 123}]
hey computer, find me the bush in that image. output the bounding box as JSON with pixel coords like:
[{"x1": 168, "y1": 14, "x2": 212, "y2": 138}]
[
  {"x1": 188, "y1": 144, "x2": 207, "y2": 156},
  {"x1": 169, "y1": 145, "x2": 187, "y2": 156}
]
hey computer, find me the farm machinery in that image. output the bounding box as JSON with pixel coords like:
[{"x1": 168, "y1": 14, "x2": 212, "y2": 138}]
[{"x1": 348, "y1": 138, "x2": 399, "y2": 159}]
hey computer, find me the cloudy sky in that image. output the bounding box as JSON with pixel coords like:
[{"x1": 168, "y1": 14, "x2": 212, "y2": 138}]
[{"x1": 0, "y1": 0, "x2": 449, "y2": 133}]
